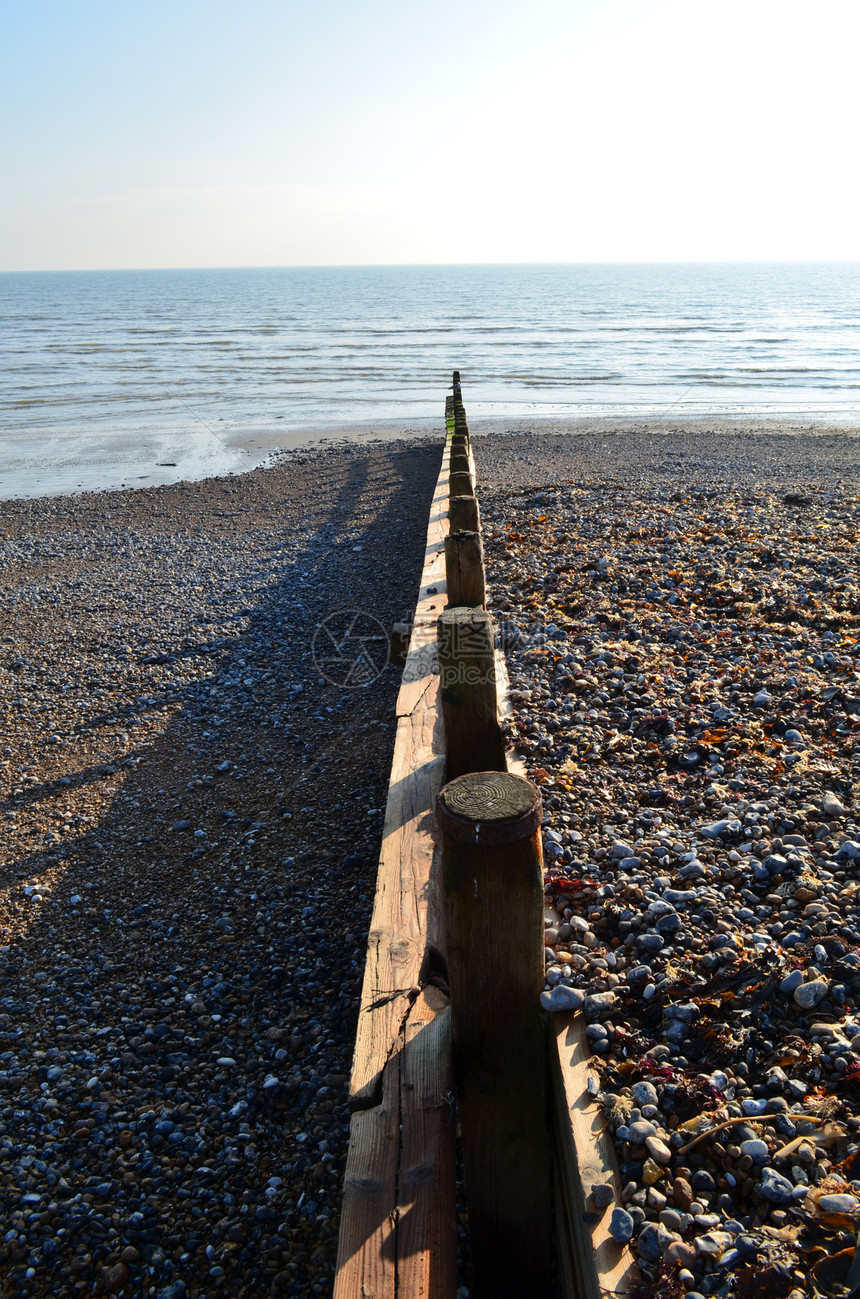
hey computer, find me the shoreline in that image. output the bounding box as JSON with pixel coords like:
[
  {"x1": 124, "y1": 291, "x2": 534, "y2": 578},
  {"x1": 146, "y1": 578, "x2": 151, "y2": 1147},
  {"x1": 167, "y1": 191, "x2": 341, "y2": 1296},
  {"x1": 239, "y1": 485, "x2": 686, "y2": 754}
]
[{"x1": 2, "y1": 413, "x2": 859, "y2": 503}]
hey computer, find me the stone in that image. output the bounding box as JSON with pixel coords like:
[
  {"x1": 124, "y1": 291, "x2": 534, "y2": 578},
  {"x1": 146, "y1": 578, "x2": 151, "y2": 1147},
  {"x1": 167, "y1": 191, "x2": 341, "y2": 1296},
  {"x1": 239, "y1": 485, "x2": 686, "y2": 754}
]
[
  {"x1": 642, "y1": 1158, "x2": 664, "y2": 1185},
  {"x1": 646, "y1": 1136, "x2": 672, "y2": 1164},
  {"x1": 609, "y1": 1206, "x2": 634, "y2": 1244},
  {"x1": 584, "y1": 991, "x2": 617, "y2": 1017},
  {"x1": 818, "y1": 1193, "x2": 860, "y2": 1214},
  {"x1": 672, "y1": 1177, "x2": 694, "y2": 1210},
  {"x1": 591, "y1": 1182, "x2": 615, "y2": 1209},
  {"x1": 759, "y1": 1168, "x2": 795, "y2": 1204},
  {"x1": 540, "y1": 984, "x2": 585, "y2": 1012},
  {"x1": 740, "y1": 1139, "x2": 769, "y2": 1161},
  {"x1": 637, "y1": 1222, "x2": 676, "y2": 1262},
  {"x1": 630, "y1": 1081, "x2": 659, "y2": 1107},
  {"x1": 102, "y1": 1264, "x2": 131, "y2": 1292},
  {"x1": 665, "y1": 1241, "x2": 697, "y2": 1269},
  {"x1": 793, "y1": 979, "x2": 828, "y2": 1010},
  {"x1": 822, "y1": 792, "x2": 846, "y2": 818},
  {"x1": 699, "y1": 819, "x2": 741, "y2": 839},
  {"x1": 779, "y1": 969, "x2": 803, "y2": 995}
]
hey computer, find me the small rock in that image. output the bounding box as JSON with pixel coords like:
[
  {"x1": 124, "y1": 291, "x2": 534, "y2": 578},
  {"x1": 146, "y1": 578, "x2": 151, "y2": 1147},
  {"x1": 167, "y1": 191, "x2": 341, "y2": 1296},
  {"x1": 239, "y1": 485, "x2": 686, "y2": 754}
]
[
  {"x1": 609, "y1": 1206, "x2": 634, "y2": 1244},
  {"x1": 637, "y1": 1222, "x2": 676, "y2": 1262},
  {"x1": 584, "y1": 991, "x2": 617, "y2": 1017},
  {"x1": 759, "y1": 1167, "x2": 795, "y2": 1204},
  {"x1": 793, "y1": 979, "x2": 828, "y2": 1010},
  {"x1": 818, "y1": 1193, "x2": 860, "y2": 1214},
  {"x1": 540, "y1": 985, "x2": 585, "y2": 1012},
  {"x1": 102, "y1": 1263, "x2": 131, "y2": 1293},
  {"x1": 822, "y1": 792, "x2": 846, "y2": 818},
  {"x1": 672, "y1": 1177, "x2": 694, "y2": 1211},
  {"x1": 779, "y1": 969, "x2": 804, "y2": 995},
  {"x1": 628, "y1": 1120, "x2": 657, "y2": 1143},
  {"x1": 646, "y1": 1136, "x2": 672, "y2": 1164},
  {"x1": 740, "y1": 1139, "x2": 769, "y2": 1161},
  {"x1": 591, "y1": 1182, "x2": 614, "y2": 1209},
  {"x1": 665, "y1": 1241, "x2": 697, "y2": 1269},
  {"x1": 630, "y1": 1081, "x2": 659, "y2": 1107}
]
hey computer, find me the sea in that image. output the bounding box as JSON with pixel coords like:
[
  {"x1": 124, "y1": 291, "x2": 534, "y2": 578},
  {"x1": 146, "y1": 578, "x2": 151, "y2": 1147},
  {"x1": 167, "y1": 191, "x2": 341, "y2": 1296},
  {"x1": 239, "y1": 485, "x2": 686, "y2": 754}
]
[{"x1": 2, "y1": 262, "x2": 860, "y2": 497}]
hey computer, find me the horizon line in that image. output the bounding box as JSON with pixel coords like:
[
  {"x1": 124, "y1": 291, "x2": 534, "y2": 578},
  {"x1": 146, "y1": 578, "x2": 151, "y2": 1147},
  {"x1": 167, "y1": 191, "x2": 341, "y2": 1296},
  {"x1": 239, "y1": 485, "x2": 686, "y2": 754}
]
[{"x1": 3, "y1": 258, "x2": 860, "y2": 275}]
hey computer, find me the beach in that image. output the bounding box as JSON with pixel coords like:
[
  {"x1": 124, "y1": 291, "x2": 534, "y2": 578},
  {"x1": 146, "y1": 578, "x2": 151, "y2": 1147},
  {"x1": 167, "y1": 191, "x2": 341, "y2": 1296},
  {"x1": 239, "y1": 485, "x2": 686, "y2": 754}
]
[
  {"x1": 0, "y1": 438, "x2": 441, "y2": 1296},
  {"x1": 2, "y1": 419, "x2": 860, "y2": 1296},
  {"x1": 478, "y1": 423, "x2": 860, "y2": 1295}
]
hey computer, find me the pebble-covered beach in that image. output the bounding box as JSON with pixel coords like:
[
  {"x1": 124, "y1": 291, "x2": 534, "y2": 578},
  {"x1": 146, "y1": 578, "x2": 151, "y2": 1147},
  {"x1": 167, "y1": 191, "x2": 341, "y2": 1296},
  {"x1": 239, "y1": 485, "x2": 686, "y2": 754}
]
[
  {"x1": 478, "y1": 425, "x2": 860, "y2": 1298},
  {"x1": 0, "y1": 440, "x2": 440, "y2": 1297}
]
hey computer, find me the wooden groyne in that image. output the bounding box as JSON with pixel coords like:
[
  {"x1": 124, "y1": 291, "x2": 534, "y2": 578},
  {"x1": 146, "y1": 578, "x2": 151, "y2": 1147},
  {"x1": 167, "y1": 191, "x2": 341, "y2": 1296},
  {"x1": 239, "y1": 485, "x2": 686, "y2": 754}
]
[{"x1": 334, "y1": 375, "x2": 638, "y2": 1299}]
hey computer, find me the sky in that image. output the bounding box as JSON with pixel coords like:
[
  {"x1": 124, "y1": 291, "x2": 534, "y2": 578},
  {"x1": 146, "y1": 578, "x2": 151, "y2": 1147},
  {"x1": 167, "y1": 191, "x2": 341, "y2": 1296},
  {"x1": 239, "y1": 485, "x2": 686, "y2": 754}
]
[{"x1": 2, "y1": 0, "x2": 860, "y2": 270}]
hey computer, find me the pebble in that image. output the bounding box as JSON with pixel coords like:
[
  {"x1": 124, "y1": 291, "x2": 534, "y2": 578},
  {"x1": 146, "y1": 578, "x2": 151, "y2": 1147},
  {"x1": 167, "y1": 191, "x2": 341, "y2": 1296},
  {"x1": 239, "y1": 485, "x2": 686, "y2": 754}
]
[
  {"x1": 793, "y1": 979, "x2": 829, "y2": 1010},
  {"x1": 818, "y1": 1194, "x2": 860, "y2": 1214},
  {"x1": 779, "y1": 968, "x2": 804, "y2": 995},
  {"x1": 739, "y1": 1139, "x2": 769, "y2": 1161},
  {"x1": 609, "y1": 1207, "x2": 634, "y2": 1244},
  {"x1": 637, "y1": 1222, "x2": 676, "y2": 1262},
  {"x1": 759, "y1": 1168, "x2": 796, "y2": 1204},
  {"x1": 645, "y1": 1136, "x2": 672, "y2": 1164},
  {"x1": 541, "y1": 985, "x2": 584, "y2": 1012},
  {"x1": 630, "y1": 1081, "x2": 659, "y2": 1107},
  {"x1": 822, "y1": 792, "x2": 846, "y2": 818}
]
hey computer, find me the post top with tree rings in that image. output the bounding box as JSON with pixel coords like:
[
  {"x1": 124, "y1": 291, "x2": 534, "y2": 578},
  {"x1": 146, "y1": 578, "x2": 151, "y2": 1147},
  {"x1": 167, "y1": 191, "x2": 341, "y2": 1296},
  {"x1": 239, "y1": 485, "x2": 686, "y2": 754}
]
[{"x1": 437, "y1": 772, "x2": 542, "y2": 845}]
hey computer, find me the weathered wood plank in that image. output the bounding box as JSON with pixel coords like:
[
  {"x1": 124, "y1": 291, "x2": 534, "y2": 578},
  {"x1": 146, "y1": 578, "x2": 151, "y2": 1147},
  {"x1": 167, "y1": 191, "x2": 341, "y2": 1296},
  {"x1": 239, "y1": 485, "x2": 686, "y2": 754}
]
[
  {"x1": 334, "y1": 1054, "x2": 400, "y2": 1299},
  {"x1": 336, "y1": 432, "x2": 456, "y2": 1298},
  {"x1": 396, "y1": 988, "x2": 457, "y2": 1299},
  {"x1": 552, "y1": 1013, "x2": 638, "y2": 1298}
]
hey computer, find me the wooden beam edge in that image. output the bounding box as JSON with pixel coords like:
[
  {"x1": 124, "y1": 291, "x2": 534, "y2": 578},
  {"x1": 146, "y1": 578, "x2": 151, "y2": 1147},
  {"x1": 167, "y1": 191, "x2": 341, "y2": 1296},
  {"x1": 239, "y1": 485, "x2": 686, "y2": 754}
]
[{"x1": 336, "y1": 429, "x2": 457, "y2": 1298}]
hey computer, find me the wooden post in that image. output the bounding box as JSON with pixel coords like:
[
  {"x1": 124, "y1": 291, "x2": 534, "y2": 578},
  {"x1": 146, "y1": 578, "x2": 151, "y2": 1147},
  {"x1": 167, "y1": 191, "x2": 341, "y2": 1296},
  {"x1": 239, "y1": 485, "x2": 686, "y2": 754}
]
[
  {"x1": 445, "y1": 530, "x2": 486, "y2": 608},
  {"x1": 436, "y1": 608, "x2": 505, "y2": 779},
  {"x1": 436, "y1": 771, "x2": 554, "y2": 1299},
  {"x1": 449, "y1": 493, "x2": 480, "y2": 534},
  {"x1": 449, "y1": 471, "x2": 474, "y2": 499},
  {"x1": 449, "y1": 449, "x2": 470, "y2": 477}
]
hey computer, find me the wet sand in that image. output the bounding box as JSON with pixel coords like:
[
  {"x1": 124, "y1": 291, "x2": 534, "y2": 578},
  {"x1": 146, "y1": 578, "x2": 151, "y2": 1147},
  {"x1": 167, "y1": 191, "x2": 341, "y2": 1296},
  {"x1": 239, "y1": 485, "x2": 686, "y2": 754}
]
[{"x1": 4, "y1": 413, "x2": 858, "y2": 502}]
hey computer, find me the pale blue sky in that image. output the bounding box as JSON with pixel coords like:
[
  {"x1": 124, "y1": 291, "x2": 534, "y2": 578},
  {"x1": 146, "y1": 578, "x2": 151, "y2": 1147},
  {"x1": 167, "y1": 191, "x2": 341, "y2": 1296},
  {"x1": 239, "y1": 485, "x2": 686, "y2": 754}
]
[{"x1": 3, "y1": 0, "x2": 859, "y2": 269}]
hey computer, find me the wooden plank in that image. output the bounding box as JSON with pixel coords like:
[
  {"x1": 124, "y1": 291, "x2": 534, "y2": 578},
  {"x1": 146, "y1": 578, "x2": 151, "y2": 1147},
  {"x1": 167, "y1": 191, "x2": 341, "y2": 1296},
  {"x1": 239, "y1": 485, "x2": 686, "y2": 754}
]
[
  {"x1": 336, "y1": 433, "x2": 456, "y2": 1299},
  {"x1": 397, "y1": 988, "x2": 457, "y2": 1299},
  {"x1": 350, "y1": 440, "x2": 450, "y2": 1106},
  {"x1": 396, "y1": 442, "x2": 449, "y2": 720},
  {"x1": 335, "y1": 1054, "x2": 401, "y2": 1299},
  {"x1": 552, "y1": 1014, "x2": 638, "y2": 1298}
]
